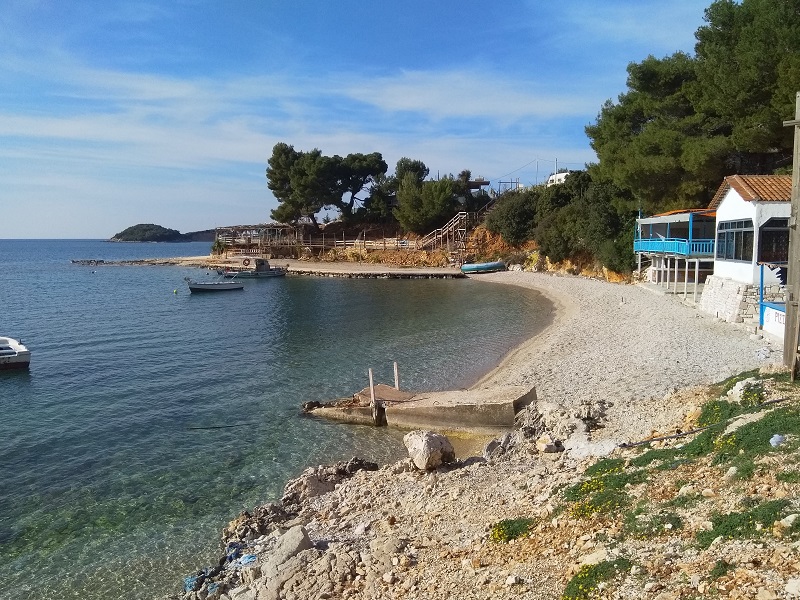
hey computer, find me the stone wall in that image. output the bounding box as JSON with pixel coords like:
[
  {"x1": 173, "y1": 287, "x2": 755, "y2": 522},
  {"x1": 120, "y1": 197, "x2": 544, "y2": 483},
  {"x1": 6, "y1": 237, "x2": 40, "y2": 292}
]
[{"x1": 699, "y1": 275, "x2": 785, "y2": 324}]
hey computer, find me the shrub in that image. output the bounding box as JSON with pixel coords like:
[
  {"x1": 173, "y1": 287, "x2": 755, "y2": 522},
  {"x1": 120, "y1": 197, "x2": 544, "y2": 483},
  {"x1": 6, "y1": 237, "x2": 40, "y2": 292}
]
[
  {"x1": 489, "y1": 517, "x2": 535, "y2": 543},
  {"x1": 696, "y1": 499, "x2": 790, "y2": 548},
  {"x1": 562, "y1": 558, "x2": 632, "y2": 600}
]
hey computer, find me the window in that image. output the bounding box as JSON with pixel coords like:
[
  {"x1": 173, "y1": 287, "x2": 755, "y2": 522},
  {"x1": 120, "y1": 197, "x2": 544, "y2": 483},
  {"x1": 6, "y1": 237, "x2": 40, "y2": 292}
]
[
  {"x1": 759, "y1": 218, "x2": 789, "y2": 264},
  {"x1": 716, "y1": 219, "x2": 754, "y2": 261}
]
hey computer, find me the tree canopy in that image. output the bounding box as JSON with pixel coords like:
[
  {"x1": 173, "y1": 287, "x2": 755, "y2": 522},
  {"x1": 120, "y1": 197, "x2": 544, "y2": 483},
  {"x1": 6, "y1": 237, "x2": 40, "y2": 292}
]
[
  {"x1": 586, "y1": 0, "x2": 800, "y2": 213},
  {"x1": 266, "y1": 144, "x2": 388, "y2": 229}
]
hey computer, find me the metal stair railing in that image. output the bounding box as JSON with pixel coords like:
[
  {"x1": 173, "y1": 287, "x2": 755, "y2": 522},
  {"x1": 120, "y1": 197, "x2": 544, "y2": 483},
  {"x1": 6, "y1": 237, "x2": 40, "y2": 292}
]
[{"x1": 418, "y1": 198, "x2": 497, "y2": 251}]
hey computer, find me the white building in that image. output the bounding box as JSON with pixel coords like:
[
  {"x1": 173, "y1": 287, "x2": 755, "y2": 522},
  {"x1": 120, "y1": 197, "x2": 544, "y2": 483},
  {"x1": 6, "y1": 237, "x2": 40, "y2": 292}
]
[
  {"x1": 699, "y1": 174, "x2": 791, "y2": 331},
  {"x1": 545, "y1": 172, "x2": 569, "y2": 187}
]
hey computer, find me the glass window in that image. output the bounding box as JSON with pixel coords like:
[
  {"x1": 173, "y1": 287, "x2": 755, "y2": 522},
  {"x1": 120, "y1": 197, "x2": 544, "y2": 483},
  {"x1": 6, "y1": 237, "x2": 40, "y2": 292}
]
[
  {"x1": 759, "y1": 218, "x2": 789, "y2": 264},
  {"x1": 716, "y1": 220, "x2": 754, "y2": 261}
]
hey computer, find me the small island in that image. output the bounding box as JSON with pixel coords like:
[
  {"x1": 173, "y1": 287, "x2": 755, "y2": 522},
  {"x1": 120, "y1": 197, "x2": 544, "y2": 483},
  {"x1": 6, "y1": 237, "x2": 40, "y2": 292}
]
[{"x1": 110, "y1": 223, "x2": 215, "y2": 242}]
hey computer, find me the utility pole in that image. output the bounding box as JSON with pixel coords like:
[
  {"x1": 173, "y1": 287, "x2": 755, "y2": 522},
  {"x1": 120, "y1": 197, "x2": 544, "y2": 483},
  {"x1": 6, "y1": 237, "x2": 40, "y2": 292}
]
[{"x1": 783, "y1": 92, "x2": 800, "y2": 372}]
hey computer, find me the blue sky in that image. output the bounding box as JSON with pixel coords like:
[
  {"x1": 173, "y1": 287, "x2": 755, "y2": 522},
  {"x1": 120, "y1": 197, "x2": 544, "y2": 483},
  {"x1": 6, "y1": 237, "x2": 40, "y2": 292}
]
[{"x1": 0, "y1": 0, "x2": 709, "y2": 239}]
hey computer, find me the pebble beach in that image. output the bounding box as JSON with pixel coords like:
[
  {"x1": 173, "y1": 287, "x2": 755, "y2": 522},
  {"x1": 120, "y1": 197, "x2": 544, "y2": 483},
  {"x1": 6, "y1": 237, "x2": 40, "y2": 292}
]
[{"x1": 471, "y1": 271, "x2": 779, "y2": 449}]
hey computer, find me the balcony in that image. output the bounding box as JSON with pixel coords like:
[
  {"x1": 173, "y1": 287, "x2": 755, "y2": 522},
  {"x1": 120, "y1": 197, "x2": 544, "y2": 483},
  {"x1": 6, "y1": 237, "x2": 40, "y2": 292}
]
[{"x1": 633, "y1": 238, "x2": 715, "y2": 257}]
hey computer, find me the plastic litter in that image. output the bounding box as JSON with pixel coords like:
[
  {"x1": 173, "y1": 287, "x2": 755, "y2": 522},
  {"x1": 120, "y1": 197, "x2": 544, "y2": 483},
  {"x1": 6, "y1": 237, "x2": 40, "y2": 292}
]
[
  {"x1": 770, "y1": 434, "x2": 786, "y2": 447},
  {"x1": 238, "y1": 554, "x2": 257, "y2": 566},
  {"x1": 183, "y1": 575, "x2": 200, "y2": 592},
  {"x1": 225, "y1": 541, "x2": 244, "y2": 563}
]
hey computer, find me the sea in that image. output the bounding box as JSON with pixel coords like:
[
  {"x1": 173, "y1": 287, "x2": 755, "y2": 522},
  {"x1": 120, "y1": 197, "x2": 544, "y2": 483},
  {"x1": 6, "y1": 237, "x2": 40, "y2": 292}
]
[{"x1": 0, "y1": 239, "x2": 552, "y2": 599}]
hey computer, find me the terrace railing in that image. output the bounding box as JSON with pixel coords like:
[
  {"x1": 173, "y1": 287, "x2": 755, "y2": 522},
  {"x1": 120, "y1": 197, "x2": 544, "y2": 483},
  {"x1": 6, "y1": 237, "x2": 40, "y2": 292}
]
[{"x1": 634, "y1": 238, "x2": 715, "y2": 257}]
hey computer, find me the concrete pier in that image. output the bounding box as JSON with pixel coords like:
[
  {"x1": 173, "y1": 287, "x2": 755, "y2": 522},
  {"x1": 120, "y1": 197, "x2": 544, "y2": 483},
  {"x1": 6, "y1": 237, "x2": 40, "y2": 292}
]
[{"x1": 304, "y1": 383, "x2": 537, "y2": 435}]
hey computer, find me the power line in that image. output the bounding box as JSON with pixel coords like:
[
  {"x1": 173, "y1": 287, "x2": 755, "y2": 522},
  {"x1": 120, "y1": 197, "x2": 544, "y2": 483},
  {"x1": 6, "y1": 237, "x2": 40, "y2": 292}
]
[{"x1": 490, "y1": 157, "x2": 585, "y2": 183}]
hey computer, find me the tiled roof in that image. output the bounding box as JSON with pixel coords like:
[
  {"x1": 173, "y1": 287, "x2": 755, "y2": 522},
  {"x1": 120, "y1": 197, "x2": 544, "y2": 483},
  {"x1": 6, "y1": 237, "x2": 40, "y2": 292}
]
[
  {"x1": 708, "y1": 175, "x2": 793, "y2": 209},
  {"x1": 652, "y1": 208, "x2": 716, "y2": 218}
]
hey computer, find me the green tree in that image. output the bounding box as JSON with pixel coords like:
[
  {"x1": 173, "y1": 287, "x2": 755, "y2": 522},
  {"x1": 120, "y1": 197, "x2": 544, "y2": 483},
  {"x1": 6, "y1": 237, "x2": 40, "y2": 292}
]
[
  {"x1": 266, "y1": 144, "x2": 387, "y2": 228},
  {"x1": 586, "y1": 52, "x2": 713, "y2": 213},
  {"x1": 333, "y1": 152, "x2": 388, "y2": 222},
  {"x1": 394, "y1": 158, "x2": 429, "y2": 185},
  {"x1": 393, "y1": 174, "x2": 457, "y2": 234},
  {"x1": 587, "y1": 0, "x2": 800, "y2": 215},
  {"x1": 266, "y1": 143, "x2": 300, "y2": 207},
  {"x1": 393, "y1": 172, "x2": 426, "y2": 233},
  {"x1": 693, "y1": 0, "x2": 800, "y2": 160},
  {"x1": 485, "y1": 189, "x2": 539, "y2": 245}
]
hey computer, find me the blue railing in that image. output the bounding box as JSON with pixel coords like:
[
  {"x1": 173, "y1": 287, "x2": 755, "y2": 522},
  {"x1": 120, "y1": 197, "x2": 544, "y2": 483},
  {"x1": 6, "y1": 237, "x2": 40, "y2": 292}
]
[{"x1": 633, "y1": 238, "x2": 715, "y2": 256}]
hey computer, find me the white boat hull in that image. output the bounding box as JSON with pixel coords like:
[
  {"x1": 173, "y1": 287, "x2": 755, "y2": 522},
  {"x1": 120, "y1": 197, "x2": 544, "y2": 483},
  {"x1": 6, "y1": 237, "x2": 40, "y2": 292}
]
[
  {"x1": 187, "y1": 281, "x2": 244, "y2": 292},
  {"x1": 0, "y1": 337, "x2": 31, "y2": 370}
]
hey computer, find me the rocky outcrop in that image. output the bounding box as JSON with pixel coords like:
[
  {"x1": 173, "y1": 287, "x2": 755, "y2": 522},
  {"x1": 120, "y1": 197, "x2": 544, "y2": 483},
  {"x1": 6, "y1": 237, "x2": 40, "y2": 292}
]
[{"x1": 281, "y1": 458, "x2": 378, "y2": 514}]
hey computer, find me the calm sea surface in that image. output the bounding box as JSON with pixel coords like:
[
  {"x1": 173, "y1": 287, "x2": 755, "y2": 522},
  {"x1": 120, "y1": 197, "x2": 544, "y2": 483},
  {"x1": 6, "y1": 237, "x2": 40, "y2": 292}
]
[{"x1": 0, "y1": 239, "x2": 552, "y2": 599}]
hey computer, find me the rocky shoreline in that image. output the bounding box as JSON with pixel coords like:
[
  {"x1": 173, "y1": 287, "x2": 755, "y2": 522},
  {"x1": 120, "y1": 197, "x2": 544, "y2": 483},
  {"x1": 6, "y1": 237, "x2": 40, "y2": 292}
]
[{"x1": 161, "y1": 269, "x2": 788, "y2": 599}]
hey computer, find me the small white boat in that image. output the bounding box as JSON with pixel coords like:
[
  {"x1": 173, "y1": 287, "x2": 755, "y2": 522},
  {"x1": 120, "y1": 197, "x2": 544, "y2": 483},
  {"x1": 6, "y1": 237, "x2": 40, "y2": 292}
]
[
  {"x1": 185, "y1": 277, "x2": 244, "y2": 293},
  {"x1": 0, "y1": 337, "x2": 31, "y2": 370},
  {"x1": 218, "y1": 257, "x2": 287, "y2": 279}
]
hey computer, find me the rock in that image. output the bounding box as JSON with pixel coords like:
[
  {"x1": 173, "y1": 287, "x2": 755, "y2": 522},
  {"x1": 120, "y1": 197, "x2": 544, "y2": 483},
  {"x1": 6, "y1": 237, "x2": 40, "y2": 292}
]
[
  {"x1": 227, "y1": 585, "x2": 257, "y2": 600},
  {"x1": 579, "y1": 546, "x2": 607, "y2": 565},
  {"x1": 403, "y1": 431, "x2": 455, "y2": 470},
  {"x1": 260, "y1": 526, "x2": 313, "y2": 579},
  {"x1": 221, "y1": 504, "x2": 289, "y2": 546},
  {"x1": 786, "y1": 578, "x2": 800, "y2": 595},
  {"x1": 483, "y1": 432, "x2": 514, "y2": 459},
  {"x1": 281, "y1": 458, "x2": 378, "y2": 511},
  {"x1": 535, "y1": 433, "x2": 564, "y2": 453},
  {"x1": 781, "y1": 514, "x2": 799, "y2": 528}
]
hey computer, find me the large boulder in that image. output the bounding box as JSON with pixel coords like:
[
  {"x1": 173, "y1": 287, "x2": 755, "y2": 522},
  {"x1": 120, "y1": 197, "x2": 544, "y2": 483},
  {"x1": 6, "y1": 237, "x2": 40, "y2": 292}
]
[{"x1": 403, "y1": 430, "x2": 455, "y2": 470}]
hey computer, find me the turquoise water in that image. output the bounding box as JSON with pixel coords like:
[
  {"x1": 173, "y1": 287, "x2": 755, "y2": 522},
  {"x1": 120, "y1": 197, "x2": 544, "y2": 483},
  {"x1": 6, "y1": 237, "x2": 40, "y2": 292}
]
[{"x1": 0, "y1": 240, "x2": 552, "y2": 599}]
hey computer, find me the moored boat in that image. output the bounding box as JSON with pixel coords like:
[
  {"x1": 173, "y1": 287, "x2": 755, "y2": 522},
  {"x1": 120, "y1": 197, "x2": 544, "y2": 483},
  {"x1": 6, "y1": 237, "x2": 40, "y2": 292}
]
[
  {"x1": 218, "y1": 257, "x2": 286, "y2": 278},
  {"x1": 460, "y1": 261, "x2": 507, "y2": 274},
  {"x1": 0, "y1": 337, "x2": 31, "y2": 370},
  {"x1": 185, "y1": 277, "x2": 244, "y2": 293}
]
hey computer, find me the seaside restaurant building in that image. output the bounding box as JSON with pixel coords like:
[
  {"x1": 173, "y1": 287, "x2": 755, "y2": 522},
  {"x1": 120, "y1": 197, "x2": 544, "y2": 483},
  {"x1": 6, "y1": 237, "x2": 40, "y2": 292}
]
[
  {"x1": 635, "y1": 174, "x2": 792, "y2": 338},
  {"x1": 699, "y1": 174, "x2": 791, "y2": 339},
  {"x1": 634, "y1": 208, "x2": 717, "y2": 300}
]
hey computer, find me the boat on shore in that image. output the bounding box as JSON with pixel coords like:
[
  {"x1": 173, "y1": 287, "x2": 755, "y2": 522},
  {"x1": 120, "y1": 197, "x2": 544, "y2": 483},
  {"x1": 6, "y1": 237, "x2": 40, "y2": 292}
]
[
  {"x1": 460, "y1": 261, "x2": 507, "y2": 274},
  {"x1": 218, "y1": 257, "x2": 286, "y2": 279},
  {"x1": 0, "y1": 337, "x2": 31, "y2": 370},
  {"x1": 185, "y1": 277, "x2": 244, "y2": 293}
]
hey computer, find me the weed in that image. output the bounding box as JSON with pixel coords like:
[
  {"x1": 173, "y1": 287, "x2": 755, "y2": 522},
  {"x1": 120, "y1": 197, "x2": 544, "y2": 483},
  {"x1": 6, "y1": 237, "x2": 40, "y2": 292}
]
[
  {"x1": 622, "y1": 505, "x2": 683, "y2": 539},
  {"x1": 698, "y1": 400, "x2": 740, "y2": 427},
  {"x1": 562, "y1": 558, "x2": 632, "y2": 600},
  {"x1": 710, "y1": 559, "x2": 734, "y2": 579},
  {"x1": 714, "y1": 370, "x2": 760, "y2": 396},
  {"x1": 665, "y1": 493, "x2": 702, "y2": 509},
  {"x1": 584, "y1": 458, "x2": 626, "y2": 477},
  {"x1": 777, "y1": 470, "x2": 800, "y2": 483},
  {"x1": 562, "y1": 469, "x2": 646, "y2": 519},
  {"x1": 489, "y1": 517, "x2": 535, "y2": 543},
  {"x1": 696, "y1": 499, "x2": 790, "y2": 548},
  {"x1": 739, "y1": 382, "x2": 765, "y2": 408},
  {"x1": 712, "y1": 407, "x2": 800, "y2": 465}
]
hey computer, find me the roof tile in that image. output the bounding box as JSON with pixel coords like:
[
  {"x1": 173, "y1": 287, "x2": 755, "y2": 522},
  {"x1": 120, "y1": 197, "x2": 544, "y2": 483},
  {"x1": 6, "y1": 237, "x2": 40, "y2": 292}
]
[{"x1": 708, "y1": 175, "x2": 793, "y2": 209}]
